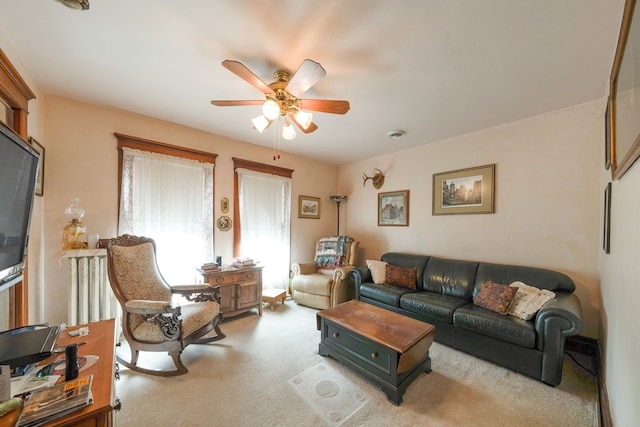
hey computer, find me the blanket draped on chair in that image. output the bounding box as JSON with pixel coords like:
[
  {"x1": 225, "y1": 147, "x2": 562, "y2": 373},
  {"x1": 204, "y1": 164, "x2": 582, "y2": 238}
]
[{"x1": 314, "y1": 236, "x2": 354, "y2": 270}]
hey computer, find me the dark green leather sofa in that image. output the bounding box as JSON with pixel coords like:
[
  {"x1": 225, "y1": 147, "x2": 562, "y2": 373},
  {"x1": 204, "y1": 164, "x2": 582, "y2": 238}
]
[{"x1": 350, "y1": 252, "x2": 583, "y2": 386}]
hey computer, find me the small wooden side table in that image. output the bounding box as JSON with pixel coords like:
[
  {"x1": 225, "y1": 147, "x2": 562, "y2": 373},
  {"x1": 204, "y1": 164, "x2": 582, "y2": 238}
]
[{"x1": 261, "y1": 288, "x2": 286, "y2": 311}]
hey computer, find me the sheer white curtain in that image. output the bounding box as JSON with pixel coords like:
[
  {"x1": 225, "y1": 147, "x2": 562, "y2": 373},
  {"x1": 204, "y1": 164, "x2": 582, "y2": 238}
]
[
  {"x1": 236, "y1": 168, "x2": 291, "y2": 290},
  {"x1": 119, "y1": 147, "x2": 214, "y2": 284}
]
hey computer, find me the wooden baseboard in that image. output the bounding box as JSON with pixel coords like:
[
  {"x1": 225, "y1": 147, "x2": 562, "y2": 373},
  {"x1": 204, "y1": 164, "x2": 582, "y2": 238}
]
[{"x1": 565, "y1": 336, "x2": 612, "y2": 426}]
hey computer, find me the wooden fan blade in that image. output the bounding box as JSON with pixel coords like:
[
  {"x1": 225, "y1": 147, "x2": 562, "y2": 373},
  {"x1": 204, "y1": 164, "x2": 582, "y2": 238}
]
[
  {"x1": 222, "y1": 60, "x2": 275, "y2": 95},
  {"x1": 298, "y1": 99, "x2": 350, "y2": 115},
  {"x1": 286, "y1": 59, "x2": 326, "y2": 97},
  {"x1": 211, "y1": 100, "x2": 264, "y2": 107},
  {"x1": 288, "y1": 113, "x2": 318, "y2": 134}
]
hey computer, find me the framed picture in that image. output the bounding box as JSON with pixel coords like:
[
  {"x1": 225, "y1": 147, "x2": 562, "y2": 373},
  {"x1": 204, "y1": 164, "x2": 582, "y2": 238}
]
[
  {"x1": 29, "y1": 137, "x2": 45, "y2": 196},
  {"x1": 605, "y1": 96, "x2": 611, "y2": 170},
  {"x1": 433, "y1": 164, "x2": 495, "y2": 215},
  {"x1": 603, "y1": 182, "x2": 612, "y2": 254},
  {"x1": 378, "y1": 190, "x2": 409, "y2": 226},
  {"x1": 298, "y1": 195, "x2": 320, "y2": 219},
  {"x1": 216, "y1": 215, "x2": 232, "y2": 231},
  {"x1": 221, "y1": 197, "x2": 229, "y2": 213},
  {"x1": 609, "y1": 0, "x2": 640, "y2": 180}
]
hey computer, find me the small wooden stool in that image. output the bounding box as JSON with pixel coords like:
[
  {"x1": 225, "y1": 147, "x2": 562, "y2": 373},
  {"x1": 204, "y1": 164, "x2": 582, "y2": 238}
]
[{"x1": 261, "y1": 288, "x2": 286, "y2": 311}]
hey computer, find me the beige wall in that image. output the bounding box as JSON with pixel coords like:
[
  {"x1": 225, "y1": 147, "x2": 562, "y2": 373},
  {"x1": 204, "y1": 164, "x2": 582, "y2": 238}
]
[
  {"x1": 600, "y1": 158, "x2": 640, "y2": 425},
  {"x1": 339, "y1": 102, "x2": 602, "y2": 338}
]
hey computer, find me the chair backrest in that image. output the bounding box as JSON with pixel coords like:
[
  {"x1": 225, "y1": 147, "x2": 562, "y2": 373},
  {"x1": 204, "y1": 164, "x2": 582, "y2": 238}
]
[
  {"x1": 106, "y1": 235, "x2": 172, "y2": 303},
  {"x1": 314, "y1": 236, "x2": 357, "y2": 270}
]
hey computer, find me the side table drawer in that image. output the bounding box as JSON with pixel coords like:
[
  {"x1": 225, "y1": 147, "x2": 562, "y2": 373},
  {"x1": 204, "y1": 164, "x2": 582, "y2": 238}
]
[
  {"x1": 207, "y1": 270, "x2": 259, "y2": 285},
  {"x1": 323, "y1": 323, "x2": 393, "y2": 375}
]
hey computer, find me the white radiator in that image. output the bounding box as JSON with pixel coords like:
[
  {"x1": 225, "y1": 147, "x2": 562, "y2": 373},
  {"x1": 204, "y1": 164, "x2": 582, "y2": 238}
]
[{"x1": 58, "y1": 249, "x2": 118, "y2": 326}]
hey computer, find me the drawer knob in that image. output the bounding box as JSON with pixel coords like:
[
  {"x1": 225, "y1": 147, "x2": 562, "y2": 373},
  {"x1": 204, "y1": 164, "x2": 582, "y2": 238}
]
[
  {"x1": 332, "y1": 332, "x2": 339, "y2": 338},
  {"x1": 371, "y1": 352, "x2": 378, "y2": 359}
]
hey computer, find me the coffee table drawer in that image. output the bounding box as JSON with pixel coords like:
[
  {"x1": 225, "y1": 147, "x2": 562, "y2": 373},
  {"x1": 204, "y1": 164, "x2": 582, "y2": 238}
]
[{"x1": 323, "y1": 322, "x2": 393, "y2": 375}]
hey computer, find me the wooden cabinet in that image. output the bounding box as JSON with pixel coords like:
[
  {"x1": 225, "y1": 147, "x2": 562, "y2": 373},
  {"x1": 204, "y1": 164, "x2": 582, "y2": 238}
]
[{"x1": 198, "y1": 265, "x2": 263, "y2": 317}]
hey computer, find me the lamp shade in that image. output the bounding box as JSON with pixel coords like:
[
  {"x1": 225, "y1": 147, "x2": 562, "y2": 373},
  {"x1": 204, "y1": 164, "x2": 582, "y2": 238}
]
[
  {"x1": 262, "y1": 100, "x2": 280, "y2": 120},
  {"x1": 294, "y1": 110, "x2": 313, "y2": 130},
  {"x1": 251, "y1": 115, "x2": 270, "y2": 133},
  {"x1": 282, "y1": 121, "x2": 296, "y2": 140}
]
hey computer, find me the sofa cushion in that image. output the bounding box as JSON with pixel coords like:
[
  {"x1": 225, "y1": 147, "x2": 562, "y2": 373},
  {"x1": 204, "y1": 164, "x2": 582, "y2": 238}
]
[
  {"x1": 475, "y1": 262, "x2": 575, "y2": 293},
  {"x1": 385, "y1": 264, "x2": 417, "y2": 290},
  {"x1": 423, "y1": 257, "x2": 478, "y2": 300},
  {"x1": 359, "y1": 282, "x2": 409, "y2": 308},
  {"x1": 400, "y1": 292, "x2": 469, "y2": 324},
  {"x1": 507, "y1": 281, "x2": 556, "y2": 320},
  {"x1": 381, "y1": 253, "x2": 429, "y2": 290},
  {"x1": 473, "y1": 281, "x2": 518, "y2": 314},
  {"x1": 454, "y1": 303, "x2": 536, "y2": 348},
  {"x1": 366, "y1": 259, "x2": 387, "y2": 284}
]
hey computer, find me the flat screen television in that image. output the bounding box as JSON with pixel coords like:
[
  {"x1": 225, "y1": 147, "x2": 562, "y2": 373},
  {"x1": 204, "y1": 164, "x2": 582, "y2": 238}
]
[{"x1": 0, "y1": 121, "x2": 39, "y2": 290}]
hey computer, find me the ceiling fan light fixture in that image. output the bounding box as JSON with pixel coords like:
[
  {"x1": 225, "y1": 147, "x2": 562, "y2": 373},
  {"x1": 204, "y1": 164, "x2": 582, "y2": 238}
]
[
  {"x1": 282, "y1": 121, "x2": 296, "y2": 140},
  {"x1": 262, "y1": 100, "x2": 280, "y2": 120},
  {"x1": 251, "y1": 115, "x2": 271, "y2": 133},
  {"x1": 295, "y1": 110, "x2": 313, "y2": 130},
  {"x1": 56, "y1": 0, "x2": 90, "y2": 10}
]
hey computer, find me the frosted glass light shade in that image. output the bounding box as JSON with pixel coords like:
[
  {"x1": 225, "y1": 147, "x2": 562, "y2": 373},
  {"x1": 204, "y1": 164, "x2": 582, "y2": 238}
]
[
  {"x1": 282, "y1": 121, "x2": 296, "y2": 140},
  {"x1": 262, "y1": 100, "x2": 280, "y2": 120},
  {"x1": 251, "y1": 115, "x2": 270, "y2": 133},
  {"x1": 294, "y1": 110, "x2": 313, "y2": 130}
]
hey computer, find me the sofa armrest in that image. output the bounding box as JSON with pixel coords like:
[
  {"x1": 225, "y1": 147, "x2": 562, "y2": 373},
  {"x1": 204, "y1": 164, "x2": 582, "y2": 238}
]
[
  {"x1": 329, "y1": 265, "x2": 357, "y2": 306},
  {"x1": 350, "y1": 267, "x2": 372, "y2": 300},
  {"x1": 291, "y1": 262, "x2": 317, "y2": 276},
  {"x1": 535, "y1": 292, "x2": 583, "y2": 340},
  {"x1": 534, "y1": 292, "x2": 583, "y2": 386}
]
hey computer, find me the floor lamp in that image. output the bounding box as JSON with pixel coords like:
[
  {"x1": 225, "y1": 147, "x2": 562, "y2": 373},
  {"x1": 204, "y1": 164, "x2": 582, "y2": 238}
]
[{"x1": 329, "y1": 195, "x2": 347, "y2": 235}]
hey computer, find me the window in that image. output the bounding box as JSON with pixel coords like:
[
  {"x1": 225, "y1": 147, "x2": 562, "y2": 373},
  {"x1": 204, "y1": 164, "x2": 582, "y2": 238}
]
[
  {"x1": 233, "y1": 158, "x2": 293, "y2": 289},
  {"x1": 116, "y1": 134, "x2": 217, "y2": 284}
]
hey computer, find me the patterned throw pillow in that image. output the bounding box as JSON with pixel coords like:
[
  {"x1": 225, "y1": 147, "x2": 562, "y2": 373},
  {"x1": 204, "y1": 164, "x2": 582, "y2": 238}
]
[
  {"x1": 507, "y1": 281, "x2": 556, "y2": 320},
  {"x1": 473, "y1": 281, "x2": 518, "y2": 314},
  {"x1": 385, "y1": 264, "x2": 417, "y2": 290},
  {"x1": 366, "y1": 260, "x2": 388, "y2": 284}
]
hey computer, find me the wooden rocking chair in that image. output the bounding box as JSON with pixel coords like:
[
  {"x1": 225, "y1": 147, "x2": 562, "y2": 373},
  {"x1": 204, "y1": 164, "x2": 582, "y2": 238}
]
[{"x1": 106, "y1": 234, "x2": 225, "y2": 376}]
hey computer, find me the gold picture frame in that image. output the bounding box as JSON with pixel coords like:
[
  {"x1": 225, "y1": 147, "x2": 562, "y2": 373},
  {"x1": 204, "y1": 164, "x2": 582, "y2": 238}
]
[
  {"x1": 29, "y1": 136, "x2": 45, "y2": 196},
  {"x1": 378, "y1": 190, "x2": 409, "y2": 226},
  {"x1": 609, "y1": 0, "x2": 640, "y2": 180},
  {"x1": 216, "y1": 216, "x2": 232, "y2": 231},
  {"x1": 298, "y1": 195, "x2": 320, "y2": 219},
  {"x1": 433, "y1": 164, "x2": 495, "y2": 215},
  {"x1": 221, "y1": 197, "x2": 229, "y2": 213}
]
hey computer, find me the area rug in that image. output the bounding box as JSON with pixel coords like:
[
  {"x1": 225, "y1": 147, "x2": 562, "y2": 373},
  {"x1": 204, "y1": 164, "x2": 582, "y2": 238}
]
[{"x1": 289, "y1": 361, "x2": 371, "y2": 426}]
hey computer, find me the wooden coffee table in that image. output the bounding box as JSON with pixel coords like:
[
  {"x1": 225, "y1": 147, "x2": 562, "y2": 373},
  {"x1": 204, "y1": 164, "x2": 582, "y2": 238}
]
[{"x1": 317, "y1": 300, "x2": 435, "y2": 405}]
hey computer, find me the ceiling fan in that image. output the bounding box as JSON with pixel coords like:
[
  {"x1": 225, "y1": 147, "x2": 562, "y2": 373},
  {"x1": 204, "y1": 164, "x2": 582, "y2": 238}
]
[
  {"x1": 211, "y1": 59, "x2": 350, "y2": 143},
  {"x1": 55, "y1": 0, "x2": 90, "y2": 10}
]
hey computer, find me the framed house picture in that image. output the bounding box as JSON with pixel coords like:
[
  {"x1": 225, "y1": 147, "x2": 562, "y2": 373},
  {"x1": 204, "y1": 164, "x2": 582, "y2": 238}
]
[
  {"x1": 378, "y1": 190, "x2": 409, "y2": 226},
  {"x1": 433, "y1": 164, "x2": 495, "y2": 215},
  {"x1": 29, "y1": 137, "x2": 45, "y2": 196},
  {"x1": 298, "y1": 195, "x2": 320, "y2": 219}
]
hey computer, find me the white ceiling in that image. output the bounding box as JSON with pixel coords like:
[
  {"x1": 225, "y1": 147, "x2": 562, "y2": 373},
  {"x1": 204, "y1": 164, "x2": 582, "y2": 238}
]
[{"x1": 0, "y1": 0, "x2": 626, "y2": 165}]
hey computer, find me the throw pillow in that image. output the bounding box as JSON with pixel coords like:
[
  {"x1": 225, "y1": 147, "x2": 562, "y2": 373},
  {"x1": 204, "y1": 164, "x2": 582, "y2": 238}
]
[
  {"x1": 507, "y1": 281, "x2": 556, "y2": 320},
  {"x1": 473, "y1": 281, "x2": 518, "y2": 314},
  {"x1": 385, "y1": 264, "x2": 417, "y2": 290},
  {"x1": 366, "y1": 260, "x2": 388, "y2": 284}
]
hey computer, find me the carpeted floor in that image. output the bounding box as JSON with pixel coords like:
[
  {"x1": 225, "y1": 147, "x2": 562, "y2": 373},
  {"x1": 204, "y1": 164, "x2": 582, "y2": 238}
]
[{"x1": 113, "y1": 297, "x2": 598, "y2": 427}]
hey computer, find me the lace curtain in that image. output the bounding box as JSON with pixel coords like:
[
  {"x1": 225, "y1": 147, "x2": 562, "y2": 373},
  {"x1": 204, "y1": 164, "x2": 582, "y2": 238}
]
[
  {"x1": 119, "y1": 147, "x2": 214, "y2": 284},
  {"x1": 236, "y1": 168, "x2": 291, "y2": 289}
]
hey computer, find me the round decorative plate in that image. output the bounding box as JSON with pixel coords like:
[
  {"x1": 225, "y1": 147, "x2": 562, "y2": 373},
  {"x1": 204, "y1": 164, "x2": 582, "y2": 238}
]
[{"x1": 217, "y1": 216, "x2": 232, "y2": 231}]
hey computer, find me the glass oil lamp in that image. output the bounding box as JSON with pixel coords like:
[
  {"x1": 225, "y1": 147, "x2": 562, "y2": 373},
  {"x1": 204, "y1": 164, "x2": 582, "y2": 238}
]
[{"x1": 61, "y1": 198, "x2": 88, "y2": 249}]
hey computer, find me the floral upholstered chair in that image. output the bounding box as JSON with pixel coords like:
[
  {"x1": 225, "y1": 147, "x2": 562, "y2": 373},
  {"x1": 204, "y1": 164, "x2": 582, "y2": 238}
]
[
  {"x1": 291, "y1": 236, "x2": 359, "y2": 309},
  {"x1": 106, "y1": 234, "x2": 225, "y2": 376}
]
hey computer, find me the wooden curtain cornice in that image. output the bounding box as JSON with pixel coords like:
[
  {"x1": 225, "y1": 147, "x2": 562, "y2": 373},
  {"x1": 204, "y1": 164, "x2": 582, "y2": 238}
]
[
  {"x1": 232, "y1": 157, "x2": 294, "y2": 178},
  {"x1": 115, "y1": 133, "x2": 218, "y2": 164}
]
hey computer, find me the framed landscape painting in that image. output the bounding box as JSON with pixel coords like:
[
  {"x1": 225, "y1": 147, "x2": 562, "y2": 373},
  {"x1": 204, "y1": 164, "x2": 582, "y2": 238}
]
[
  {"x1": 433, "y1": 164, "x2": 495, "y2": 215},
  {"x1": 29, "y1": 137, "x2": 45, "y2": 196},
  {"x1": 378, "y1": 190, "x2": 409, "y2": 226},
  {"x1": 298, "y1": 195, "x2": 320, "y2": 219}
]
